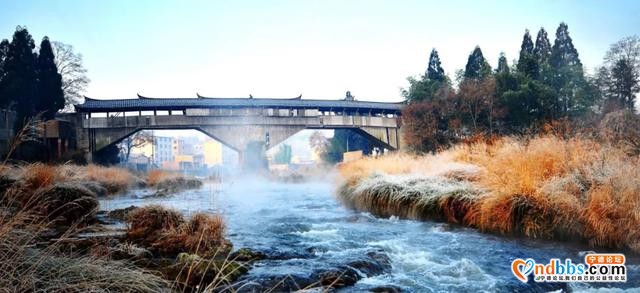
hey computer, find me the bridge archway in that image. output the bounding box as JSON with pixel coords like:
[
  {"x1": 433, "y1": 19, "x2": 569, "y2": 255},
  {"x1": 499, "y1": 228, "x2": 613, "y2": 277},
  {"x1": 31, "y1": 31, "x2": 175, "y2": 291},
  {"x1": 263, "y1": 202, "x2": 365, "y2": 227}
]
[
  {"x1": 74, "y1": 95, "x2": 404, "y2": 163},
  {"x1": 94, "y1": 128, "x2": 242, "y2": 168}
]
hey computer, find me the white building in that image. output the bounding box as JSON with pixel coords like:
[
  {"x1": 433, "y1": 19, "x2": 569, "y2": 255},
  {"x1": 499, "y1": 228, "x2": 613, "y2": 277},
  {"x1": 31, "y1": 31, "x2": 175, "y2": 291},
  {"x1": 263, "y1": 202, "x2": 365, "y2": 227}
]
[{"x1": 153, "y1": 136, "x2": 174, "y2": 166}]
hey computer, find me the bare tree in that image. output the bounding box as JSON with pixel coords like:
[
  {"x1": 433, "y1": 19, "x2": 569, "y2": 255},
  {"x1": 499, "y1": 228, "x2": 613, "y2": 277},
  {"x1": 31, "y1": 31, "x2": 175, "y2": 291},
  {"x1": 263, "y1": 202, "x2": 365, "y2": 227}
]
[
  {"x1": 52, "y1": 41, "x2": 90, "y2": 111},
  {"x1": 602, "y1": 36, "x2": 640, "y2": 111},
  {"x1": 605, "y1": 36, "x2": 640, "y2": 70},
  {"x1": 119, "y1": 131, "x2": 155, "y2": 163},
  {"x1": 458, "y1": 77, "x2": 498, "y2": 133}
]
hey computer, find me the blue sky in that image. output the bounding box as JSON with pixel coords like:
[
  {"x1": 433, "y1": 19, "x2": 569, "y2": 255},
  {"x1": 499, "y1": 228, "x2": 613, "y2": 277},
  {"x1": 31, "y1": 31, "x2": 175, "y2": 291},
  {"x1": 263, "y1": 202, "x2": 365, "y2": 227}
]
[{"x1": 1, "y1": 0, "x2": 638, "y2": 102}]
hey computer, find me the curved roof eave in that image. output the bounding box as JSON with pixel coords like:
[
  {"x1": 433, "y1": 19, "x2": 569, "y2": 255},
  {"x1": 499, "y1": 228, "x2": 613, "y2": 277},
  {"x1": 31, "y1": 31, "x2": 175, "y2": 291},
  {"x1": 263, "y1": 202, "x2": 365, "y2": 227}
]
[{"x1": 75, "y1": 96, "x2": 405, "y2": 112}]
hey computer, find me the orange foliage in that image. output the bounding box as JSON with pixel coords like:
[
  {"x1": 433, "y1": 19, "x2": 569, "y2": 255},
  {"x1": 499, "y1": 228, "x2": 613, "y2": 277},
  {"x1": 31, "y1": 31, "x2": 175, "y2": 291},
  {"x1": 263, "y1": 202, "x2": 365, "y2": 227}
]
[
  {"x1": 20, "y1": 163, "x2": 62, "y2": 190},
  {"x1": 81, "y1": 165, "x2": 134, "y2": 193},
  {"x1": 338, "y1": 134, "x2": 640, "y2": 252},
  {"x1": 146, "y1": 169, "x2": 170, "y2": 187}
]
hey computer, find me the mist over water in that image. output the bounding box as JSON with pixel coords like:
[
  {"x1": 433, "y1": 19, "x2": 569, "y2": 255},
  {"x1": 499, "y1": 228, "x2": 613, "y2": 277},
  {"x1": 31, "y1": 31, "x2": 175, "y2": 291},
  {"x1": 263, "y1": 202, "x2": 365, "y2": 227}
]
[{"x1": 100, "y1": 176, "x2": 640, "y2": 292}]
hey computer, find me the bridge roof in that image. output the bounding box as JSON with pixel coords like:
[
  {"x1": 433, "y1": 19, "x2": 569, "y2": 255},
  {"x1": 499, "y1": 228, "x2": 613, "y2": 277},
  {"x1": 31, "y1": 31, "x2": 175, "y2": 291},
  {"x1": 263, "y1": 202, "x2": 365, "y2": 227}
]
[{"x1": 75, "y1": 95, "x2": 405, "y2": 113}]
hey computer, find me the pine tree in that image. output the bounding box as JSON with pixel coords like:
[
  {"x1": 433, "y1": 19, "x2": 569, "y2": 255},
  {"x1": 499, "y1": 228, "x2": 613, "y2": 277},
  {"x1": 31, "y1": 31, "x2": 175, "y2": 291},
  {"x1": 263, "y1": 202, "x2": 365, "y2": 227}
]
[
  {"x1": 517, "y1": 30, "x2": 538, "y2": 78},
  {"x1": 550, "y1": 23, "x2": 583, "y2": 69},
  {"x1": 533, "y1": 28, "x2": 552, "y2": 63},
  {"x1": 519, "y1": 30, "x2": 534, "y2": 57},
  {"x1": 36, "y1": 37, "x2": 65, "y2": 119},
  {"x1": 496, "y1": 52, "x2": 509, "y2": 74},
  {"x1": 464, "y1": 46, "x2": 491, "y2": 79},
  {"x1": 426, "y1": 48, "x2": 445, "y2": 82},
  {"x1": 0, "y1": 26, "x2": 38, "y2": 124},
  {"x1": 549, "y1": 22, "x2": 588, "y2": 117},
  {"x1": 403, "y1": 49, "x2": 450, "y2": 103},
  {"x1": 0, "y1": 39, "x2": 8, "y2": 94}
]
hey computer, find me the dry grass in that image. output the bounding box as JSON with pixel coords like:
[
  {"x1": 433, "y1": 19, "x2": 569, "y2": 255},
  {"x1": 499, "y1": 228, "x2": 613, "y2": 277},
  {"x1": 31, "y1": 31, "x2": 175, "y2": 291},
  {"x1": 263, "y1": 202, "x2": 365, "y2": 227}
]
[
  {"x1": 339, "y1": 173, "x2": 481, "y2": 224},
  {"x1": 2, "y1": 163, "x2": 138, "y2": 195},
  {"x1": 80, "y1": 165, "x2": 136, "y2": 193},
  {"x1": 0, "y1": 181, "x2": 228, "y2": 292},
  {"x1": 453, "y1": 136, "x2": 601, "y2": 238},
  {"x1": 146, "y1": 169, "x2": 203, "y2": 192},
  {"x1": 19, "y1": 163, "x2": 61, "y2": 190},
  {"x1": 338, "y1": 152, "x2": 479, "y2": 186},
  {"x1": 0, "y1": 119, "x2": 171, "y2": 292},
  {"x1": 146, "y1": 169, "x2": 170, "y2": 187},
  {"x1": 126, "y1": 205, "x2": 184, "y2": 242},
  {"x1": 126, "y1": 205, "x2": 228, "y2": 258},
  {"x1": 168, "y1": 252, "x2": 247, "y2": 291},
  {"x1": 4, "y1": 251, "x2": 169, "y2": 292},
  {"x1": 181, "y1": 213, "x2": 227, "y2": 255},
  {"x1": 31, "y1": 183, "x2": 99, "y2": 225},
  {"x1": 338, "y1": 135, "x2": 640, "y2": 252},
  {"x1": 0, "y1": 194, "x2": 169, "y2": 292}
]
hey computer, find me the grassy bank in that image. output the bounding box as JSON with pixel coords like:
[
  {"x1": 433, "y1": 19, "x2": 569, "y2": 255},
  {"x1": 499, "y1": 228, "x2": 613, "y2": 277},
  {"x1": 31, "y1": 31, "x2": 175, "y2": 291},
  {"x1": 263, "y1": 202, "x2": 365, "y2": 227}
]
[
  {"x1": 3, "y1": 163, "x2": 137, "y2": 195},
  {"x1": 337, "y1": 135, "x2": 640, "y2": 253},
  {"x1": 0, "y1": 164, "x2": 167, "y2": 291},
  {"x1": 0, "y1": 163, "x2": 205, "y2": 196},
  {"x1": 0, "y1": 163, "x2": 231, "y2": 292}
]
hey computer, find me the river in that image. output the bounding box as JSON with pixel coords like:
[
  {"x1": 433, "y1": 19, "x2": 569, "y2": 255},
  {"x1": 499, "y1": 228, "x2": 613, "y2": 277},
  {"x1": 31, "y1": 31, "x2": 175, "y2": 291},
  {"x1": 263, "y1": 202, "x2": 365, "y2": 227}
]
[{"x1": 100, "y1": 178, "x2": 640, "y2": 292}]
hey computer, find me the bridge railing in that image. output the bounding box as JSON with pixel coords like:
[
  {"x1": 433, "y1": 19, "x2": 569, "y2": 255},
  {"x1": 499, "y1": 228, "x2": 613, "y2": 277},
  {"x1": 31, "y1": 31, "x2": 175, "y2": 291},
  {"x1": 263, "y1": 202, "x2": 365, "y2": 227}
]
[
  {"x1": 320, "y1": 115, "x2": 398, "y2": 128},
  {"x1": 82, "y1": 113, "x2": 399, "y2": 129}
]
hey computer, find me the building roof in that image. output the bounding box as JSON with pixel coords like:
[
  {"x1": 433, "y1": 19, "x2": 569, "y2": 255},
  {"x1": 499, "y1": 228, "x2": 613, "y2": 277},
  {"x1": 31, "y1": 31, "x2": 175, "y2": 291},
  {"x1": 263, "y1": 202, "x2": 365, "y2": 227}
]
[{"x1": 75, "y1": 94, "x2": 405, "y2": 113}]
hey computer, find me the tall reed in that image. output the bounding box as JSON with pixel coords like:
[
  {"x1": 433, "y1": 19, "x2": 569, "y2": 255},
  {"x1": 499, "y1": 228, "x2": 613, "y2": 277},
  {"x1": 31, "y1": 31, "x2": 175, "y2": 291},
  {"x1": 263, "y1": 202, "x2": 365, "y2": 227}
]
[{"x1": 338, "y1": 135, "x2": 640, "y2": 252}]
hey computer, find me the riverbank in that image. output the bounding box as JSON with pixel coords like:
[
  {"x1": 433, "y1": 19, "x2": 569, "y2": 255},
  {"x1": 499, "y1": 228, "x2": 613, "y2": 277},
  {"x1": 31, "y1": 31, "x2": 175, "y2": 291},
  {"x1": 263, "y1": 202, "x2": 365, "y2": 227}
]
[
  {"x1": 0, "y1": 163, "x2": 221, "y2": 291},
  {"x1": 0, "y1": 162, "x2": 402, "y2": 292},
  {"x1": 337, "y1": 135, "x2": 640, "y2": 253},
  {"x1": 100, "y1": 176, "x2": 640, "y2": 291}
]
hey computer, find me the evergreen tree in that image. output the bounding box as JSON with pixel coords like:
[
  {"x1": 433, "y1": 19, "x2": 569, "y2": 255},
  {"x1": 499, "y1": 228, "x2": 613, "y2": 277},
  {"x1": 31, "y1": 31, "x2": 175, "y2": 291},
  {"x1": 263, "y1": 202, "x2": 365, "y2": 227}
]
[
  {"x1": 517, "y1": 30, "x2": 538, "y2": 78},
  {"x1": 610, "y1": 58, "x2": 638, "y2": 110},
  {"x1": 402, "y1": 49, "x2": 450, "y2": 103},
  {"x1": 533, "y1": 28, "x2": 552, "y2": 63},
  {"x1": 550, "y1": 23, "x2": 583, "y2": 69},
  {"x1": 0, "y1": 39, "x2": 8, "y2": 92},
  {"x1": 464, "y1": 46, "x2": 491, "y2": 79},
  {"x1": 426, "y1": 48, "x2": 445, "y2": 82},
  {"x1": 519, "y1": 30, "x2": 534, "y2": 57},
  {"x1": 36, "y1": 37, "x2": 65, "y2": 119},
  {"x1": 501, "y1": 79, "x2": 555, "y2": 129},
  {"x1": 0, "y1": 39, "x2": 8, "y2": 69},
  {"x1": 496, "y1": 52, "x2": 509, "y2": 74},
  {"x1": 549, "y1": 22, "x2": 589, "y2": 117},
  {"x1": 0, "y1": 26, "x2": 38, "y2": 125}
]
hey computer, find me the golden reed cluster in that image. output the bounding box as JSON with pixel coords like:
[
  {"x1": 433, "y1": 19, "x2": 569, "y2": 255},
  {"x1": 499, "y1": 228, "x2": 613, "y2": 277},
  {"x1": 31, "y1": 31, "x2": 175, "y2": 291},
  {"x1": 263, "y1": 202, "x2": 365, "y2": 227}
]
[{"x1": 338, "y1": 135, "x2": 640, "y2": 253}]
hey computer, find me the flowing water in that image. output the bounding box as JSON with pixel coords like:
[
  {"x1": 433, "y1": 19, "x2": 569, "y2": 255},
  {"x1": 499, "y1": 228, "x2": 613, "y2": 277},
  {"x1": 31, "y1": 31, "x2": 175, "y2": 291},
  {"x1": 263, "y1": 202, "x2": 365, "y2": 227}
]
[{"x1": 100, "y1": 178, "x2": 640, "y2": 292}]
